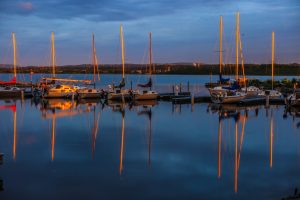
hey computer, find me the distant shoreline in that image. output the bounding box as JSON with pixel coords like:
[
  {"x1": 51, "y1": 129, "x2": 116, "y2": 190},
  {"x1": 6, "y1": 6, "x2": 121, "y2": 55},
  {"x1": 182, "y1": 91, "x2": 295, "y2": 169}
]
[{"x1": 0, "y1": 63, "x2": 299, "y2": 76}]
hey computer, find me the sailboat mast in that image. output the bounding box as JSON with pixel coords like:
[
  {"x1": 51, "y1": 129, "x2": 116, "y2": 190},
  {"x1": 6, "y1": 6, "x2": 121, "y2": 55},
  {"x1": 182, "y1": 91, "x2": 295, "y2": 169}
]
[
  {"x1": 272, "y1": 32, "x2": 275, "y2": 90},
  {"x1": 149, "y1": 32, "x2": 152, "y2": 76},
  {"x1": 219, "y1": 16, "x2": 223, "y2": 75},
  {"x1": 12, "y1": 32, "x2": 17, "y2": 79},
  {"x1": 235, "y1": 12, "x2": 240, "y2": 80},
  {"x1": 51, "y1": 32, "x2": 56, "y2": 77},
  {"x1": 120, "y1": 25, "x2": 125, "y2": 79}
]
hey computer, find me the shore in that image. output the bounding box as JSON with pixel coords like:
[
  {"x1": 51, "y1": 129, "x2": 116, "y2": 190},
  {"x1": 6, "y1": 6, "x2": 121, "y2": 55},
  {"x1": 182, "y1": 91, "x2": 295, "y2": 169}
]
[{"x1": 1, "y1": 63, "x2": 300, "y2": 75}]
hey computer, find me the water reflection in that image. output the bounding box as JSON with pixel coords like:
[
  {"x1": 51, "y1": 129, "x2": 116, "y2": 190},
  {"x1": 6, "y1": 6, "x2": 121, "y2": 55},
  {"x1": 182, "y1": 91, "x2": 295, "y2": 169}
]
[
  {"x1": 137, "y1": 106, "x2": 153, "y2": 167},
  {"x1": 209, "y1": 103, "x2": 284, "y2": 193},
  {"x1": 0, "y1": 99, "x2": 299, "y2": 199}
]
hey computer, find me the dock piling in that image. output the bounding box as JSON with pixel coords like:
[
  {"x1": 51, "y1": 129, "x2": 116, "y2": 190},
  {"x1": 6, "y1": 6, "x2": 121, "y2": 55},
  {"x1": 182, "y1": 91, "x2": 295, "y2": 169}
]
[
  {"x1": 265, "y1": 90, "x2": 270, "y2": 108},
  {"x1": 179, "y1": 83, "x2": 182, "y2": 93},
  {"x1": 175, "y1": 85, "x2": 179, "y2": 96},
  {"x1": 21, "y1": 90, "x2": 24, "y2": 102}
]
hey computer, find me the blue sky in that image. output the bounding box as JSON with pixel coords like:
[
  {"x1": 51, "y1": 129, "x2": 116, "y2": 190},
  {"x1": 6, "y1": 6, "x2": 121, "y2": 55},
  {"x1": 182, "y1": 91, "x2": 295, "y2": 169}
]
[{"x1": 0, "y1": 0, "x2": 299, "y2": 66}]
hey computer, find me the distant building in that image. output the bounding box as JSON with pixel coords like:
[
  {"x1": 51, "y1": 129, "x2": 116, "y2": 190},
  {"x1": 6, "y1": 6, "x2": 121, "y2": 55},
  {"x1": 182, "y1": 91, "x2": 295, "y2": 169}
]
[{"x1": 193, "y1": 62, "x2": 203, "y2": 68}]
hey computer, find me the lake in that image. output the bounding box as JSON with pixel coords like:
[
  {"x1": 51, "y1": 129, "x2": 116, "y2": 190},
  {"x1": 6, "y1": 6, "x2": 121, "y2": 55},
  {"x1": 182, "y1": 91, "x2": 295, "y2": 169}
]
[{"x1": 0, "y1": 97, "x2": 299, "y2": 200}]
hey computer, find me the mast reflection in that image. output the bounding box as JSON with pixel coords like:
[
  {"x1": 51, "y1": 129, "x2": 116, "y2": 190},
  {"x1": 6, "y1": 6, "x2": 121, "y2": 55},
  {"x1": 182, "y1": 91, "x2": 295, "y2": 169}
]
[
  {"x1": 91, "y1": 106, "x2": 101, "y2": 160},
  {"x1": 270, "y1": 110, "x2": 273, "y2": 168},
  {"x1": 137, "y1": 104, "x2": 154, "y2": 167},
  {"x1": 108, "y1": 101, "x2": 126, "y2": 175}
]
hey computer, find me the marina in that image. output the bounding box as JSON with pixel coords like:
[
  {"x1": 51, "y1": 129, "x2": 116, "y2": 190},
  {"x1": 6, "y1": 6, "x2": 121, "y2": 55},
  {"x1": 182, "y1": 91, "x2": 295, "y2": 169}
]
[{"x1": 0, "y1": 0, "x2": 300, "y2": 199}]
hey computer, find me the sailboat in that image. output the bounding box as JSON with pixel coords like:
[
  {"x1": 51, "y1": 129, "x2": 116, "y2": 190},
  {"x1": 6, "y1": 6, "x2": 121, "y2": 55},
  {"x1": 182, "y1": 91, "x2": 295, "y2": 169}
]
[
  {"x1": 209, "y1": 14, "x2": 246, "y2": 104},
  {"x1": 263, "y1": 32, "x2": 283, "y2": 101},
  {"x1": 0, "y1": 32, "x2": 23, "y2": 98},
  {"x1": 43, "y1": 32, "x2": 90, "y2": 98},
  {"x1": 107, "y1": 25, "x2": 132, "y2": 101},
  {"x1": 134, "y1": 32, "x2": 158, "y2": 101},
  {"x1": 77, "y1": 33, "x2": 102, "y2": 99}
]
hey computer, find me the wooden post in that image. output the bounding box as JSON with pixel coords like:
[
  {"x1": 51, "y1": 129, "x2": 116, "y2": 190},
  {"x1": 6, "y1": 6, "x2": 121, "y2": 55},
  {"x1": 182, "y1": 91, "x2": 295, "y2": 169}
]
[
  {"x1": 21, "y1": 90, "x2": 24, "y2": 101},
  {"x1": 265, "y1": 90, "x2": 270, "y2": 108},
  {"x1": 179, "y1": 83, "x2": 182, "y2": 93},
  {"x1": 191, "y1": 94, "x2": 195, "y2": 112}
]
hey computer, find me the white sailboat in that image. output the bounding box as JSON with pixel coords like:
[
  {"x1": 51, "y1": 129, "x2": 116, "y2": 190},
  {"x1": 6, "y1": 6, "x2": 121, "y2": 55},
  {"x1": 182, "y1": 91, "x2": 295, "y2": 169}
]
[
  {"x1": 43, "y1": 32, "x2": 89, "y2": 98},
  {"x1": 209, "y1": 14, "x2": 246, "y2": 104},
  {"x1": 77, "y1": 33, "x2": 102, "y2": 99},
  {"x1": 263, "y1": 32, "x2": 284, "y2": 101},
  {"x1": 134, "y1": 32, "x2": 158, "y2": 101},
  {"x1": 107, "y1": 25, "x2": 132, "y2": 101}
]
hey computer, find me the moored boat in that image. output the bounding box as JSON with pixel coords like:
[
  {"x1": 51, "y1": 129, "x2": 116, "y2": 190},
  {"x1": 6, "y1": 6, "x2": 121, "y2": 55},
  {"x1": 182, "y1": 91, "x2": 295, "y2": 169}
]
[
  {"x1": 77, "y1": 33, "x2": 102, "y2": 99},
  {"x1": 107, "y1": 25, "x2": 132, "y2": 101},
  {"x1": 0, "y1": 33, "x2": 23, "y2": 98},
  {"x1": 44, "y1": 84, "x2": 77, "y2": 98},
  {"x1": 134, "y1": 32, "x2": 158, "y2": 101}
]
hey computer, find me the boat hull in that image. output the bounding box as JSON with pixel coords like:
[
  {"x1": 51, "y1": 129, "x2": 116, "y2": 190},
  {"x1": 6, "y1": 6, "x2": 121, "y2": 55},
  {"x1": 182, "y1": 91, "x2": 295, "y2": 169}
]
[
  {"x1": 134, "y1": 92, "x2": 158, "y2": 100},
  {"x1": 107, "y1": 92, "x2": 132, "y2": 101},
  {"x1": 0, "y1": 90, "x2": 23, "y2": 98},
  {"x1": 77, "y1": 92, "x2": 102, "y2": 99},
  {"x1": 211, "y1": 93, "x2": 245, "y2": 104},
  {"x1": 44, "y1": 92, "x2": 77, "y2": 99}
]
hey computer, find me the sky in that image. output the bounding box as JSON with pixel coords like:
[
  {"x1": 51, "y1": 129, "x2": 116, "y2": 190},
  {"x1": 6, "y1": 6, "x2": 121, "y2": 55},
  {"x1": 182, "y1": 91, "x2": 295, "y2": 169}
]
[{"x1": 0, "y1": 0, "x2": 299, "y2": 66}]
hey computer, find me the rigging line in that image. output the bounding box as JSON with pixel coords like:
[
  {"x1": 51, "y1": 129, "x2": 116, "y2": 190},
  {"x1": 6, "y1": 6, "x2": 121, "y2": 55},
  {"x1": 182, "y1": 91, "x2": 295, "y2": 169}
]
[{"x1": 239, "y1": 31, "x2": 246, "y2": 85}]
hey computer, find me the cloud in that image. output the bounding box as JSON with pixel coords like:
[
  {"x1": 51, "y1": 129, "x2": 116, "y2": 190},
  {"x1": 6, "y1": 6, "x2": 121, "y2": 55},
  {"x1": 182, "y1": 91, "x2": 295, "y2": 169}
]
[{"x1": 18, "y1": 2, "x2": 33, "y2": 11}]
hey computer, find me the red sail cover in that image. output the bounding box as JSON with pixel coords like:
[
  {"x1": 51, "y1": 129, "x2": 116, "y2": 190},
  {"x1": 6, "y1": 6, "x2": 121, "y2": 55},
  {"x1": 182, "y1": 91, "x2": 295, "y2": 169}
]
[
  {"x1": 0, "y1": 76, "x2": 16, "y2": 85},
  {"x1": 0, "y1": 105, "x2": 16, "y2": 112}
]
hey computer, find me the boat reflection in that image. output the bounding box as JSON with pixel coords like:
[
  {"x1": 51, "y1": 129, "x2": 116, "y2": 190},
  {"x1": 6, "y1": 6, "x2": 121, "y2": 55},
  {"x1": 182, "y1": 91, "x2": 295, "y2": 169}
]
[
  {"x1": 0, "y1": 103, "x2": 17, "y2": 160},
  {"x1": 40, "y1": 99, "x2": 98, "y2": 161},
  {"x1": 211, "y1": 103, "x2": 279, "y2": 193},
  {"x1": 284, "y1": 107, "x2": 300, "y2": 128},
  {"x1": 107, "y1": 100, "x2": 157, "y2": 174}
]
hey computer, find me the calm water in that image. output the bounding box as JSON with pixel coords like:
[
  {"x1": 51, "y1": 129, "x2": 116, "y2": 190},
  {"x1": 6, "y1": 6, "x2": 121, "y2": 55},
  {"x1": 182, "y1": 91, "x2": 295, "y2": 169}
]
[{"x1": 0, "y1": 98, "x2": 299, "y2": 200}]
